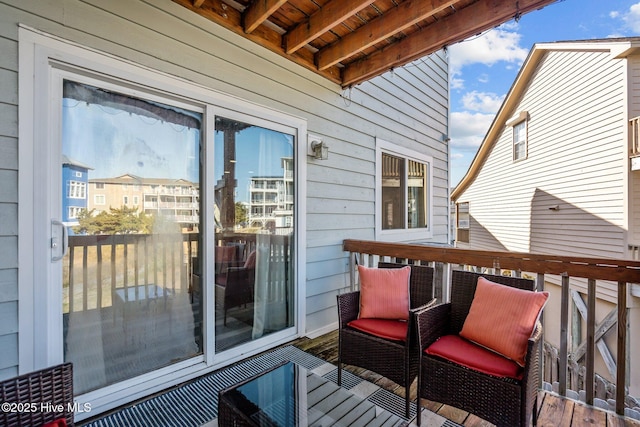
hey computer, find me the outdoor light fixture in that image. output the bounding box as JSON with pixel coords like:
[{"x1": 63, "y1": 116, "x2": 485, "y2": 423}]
[{"x1": 309, "y1": 137, "x2": 329, "y2": 160}]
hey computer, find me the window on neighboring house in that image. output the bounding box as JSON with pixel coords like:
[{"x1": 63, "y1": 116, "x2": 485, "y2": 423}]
[
  {"x1": 376, "y1": 138, "x2": 433, "y2": 241},
  {"x1": 456, "y1": 202, "x2": 470, "y2": 243},
  {"x1": 513, "y1": 121, "x2": 527, "y2": 161},
  {"x1": 133, "y1": 196, "x2": 139, "y2": 206},
  {"x1": 95, "y1": 182, "x2": 104, "y2": 189},
  {"x1": 68, "y1": 181, "x2": 86, "y2": 199},
  {"x1": 123, "y1": 196, "x2": 129, "y2": 205},
  {"x1": 68, "y1": 206, "x2": 83, "y2": 219},
  {"x1": 94, "y1": 194, "x2": 105, "y2": 205}
]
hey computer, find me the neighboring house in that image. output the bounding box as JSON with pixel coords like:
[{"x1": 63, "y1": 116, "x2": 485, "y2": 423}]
[
  {"x1": 89, "y1": 175, "x2": 200, "y2": 230},
  {"x1": 61, "y1": 155, "x2": 92, "y2": 232},
  {"x1": 451, "y1": 38, "x2": 640, "y2": 397}
]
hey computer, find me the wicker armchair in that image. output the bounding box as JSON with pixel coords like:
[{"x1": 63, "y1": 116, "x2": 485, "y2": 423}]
[
  {"x1": 216, "y1": 251, "x2": 256, "y2": 325},
  {"x1": 415, "y1": 270, "x2": 542, "y2": 427},
  {"x1": 0, "y1": 362, "x2": 74, "y2": 427},
  {"x1": 337, "y1": 262, "x2": 435, "y2": 418}
]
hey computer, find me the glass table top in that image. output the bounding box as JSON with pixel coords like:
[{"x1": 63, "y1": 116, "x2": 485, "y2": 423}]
[{"x1": 219, "y1": 361, "x2": 407, "y2": 426}]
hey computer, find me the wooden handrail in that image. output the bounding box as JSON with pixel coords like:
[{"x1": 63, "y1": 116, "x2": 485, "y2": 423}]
[
  {"x1": 343, "y1": 239, "x2": 640, "y2": 283},
  {"x1": 343, "y1": 238, "x2": 640, "y2": 416}
]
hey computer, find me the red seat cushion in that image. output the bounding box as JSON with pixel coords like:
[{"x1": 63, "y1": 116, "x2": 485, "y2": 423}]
[
  {"x1": 425, "y1": 335, "x2": 524, "y2": 380},
  {"x1": 42, "y1": 419, "x2": 68, "y2": 427},
  {"x1": 347, "y1": 318, "x2": 408, "y2": 342}
]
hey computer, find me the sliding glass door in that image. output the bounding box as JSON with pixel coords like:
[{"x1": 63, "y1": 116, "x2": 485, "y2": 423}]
[{"x1": 212, "y1": 116, "x2": 295, "y2": 352}]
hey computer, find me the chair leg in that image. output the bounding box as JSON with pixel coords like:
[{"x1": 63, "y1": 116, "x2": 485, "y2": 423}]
[{"x1": 416, "y1": 362, "x2": 422, "y2": 426}]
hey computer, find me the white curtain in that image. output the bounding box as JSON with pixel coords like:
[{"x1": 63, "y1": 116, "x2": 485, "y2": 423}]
[{"x1": 252, "y1": 234, "x2": 289, "y2": 339}]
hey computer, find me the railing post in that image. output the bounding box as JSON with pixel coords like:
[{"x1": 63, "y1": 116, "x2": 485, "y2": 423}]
[
  {"x1": 616, "y1": 281, "x2": 628, "y2": 415},
  {"x1": 586, "y1": 278, "x2": 596, "y2": 405},
  {"x1": 349, "y1": 252, "x2": 356, "y2": 292},
  {"x1": 559, "y1": 273, "x2": 570, "y2": 396}
]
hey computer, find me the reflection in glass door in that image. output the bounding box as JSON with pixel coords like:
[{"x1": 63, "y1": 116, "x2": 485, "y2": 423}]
[
  {"x1": 60, "y1": 79, "x2": 203, "y2": 394},
  {"x1": 213, "y1": 117, "x2": 295, "y2": 352}
]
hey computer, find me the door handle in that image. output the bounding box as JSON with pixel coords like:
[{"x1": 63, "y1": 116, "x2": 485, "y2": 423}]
[{"x1": 51, "y1": 220, "x2": 68, "y2": 262}]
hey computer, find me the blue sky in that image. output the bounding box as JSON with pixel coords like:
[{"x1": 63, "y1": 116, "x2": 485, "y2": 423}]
[{"x1": 448, "y1": 0, "x2": 640, "y2": 186}]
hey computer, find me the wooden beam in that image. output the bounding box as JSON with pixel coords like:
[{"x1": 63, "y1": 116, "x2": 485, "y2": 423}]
[
  {"x1": 341, "y1": 0, "x2": 557, "y2": 87},
  {"x1": 171, "y1": 0, "x2": 343, "y2": 85},
  {"x1": 243, "y1": 0, "x2": 288, "y2": 34},
  {"x1": 316, "y1": 0, "x2": 457, "y2": 70},
  {"x1": 284, "y1": 0, "x2": 377, "y2": 55},
  {"x1": 193, "y1": 0, "x2": 205, "y2": 7}
]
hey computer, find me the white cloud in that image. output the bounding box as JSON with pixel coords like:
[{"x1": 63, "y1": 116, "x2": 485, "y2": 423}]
[
  {"x1": 449, "y1": 111, "x2": 495, "y2": 150},
  {"x1": 623, "y1": 3, "x2": 640, "y2": 33},
  {"x1": 451, "y1": 77, "x2": 465, "y2": 90},
  {"x1": 461, "y1": 91, "x2": 504, "y2": 113},
  {"x1": 448, "y1": 26, "x2": 529, "y2": 76}
]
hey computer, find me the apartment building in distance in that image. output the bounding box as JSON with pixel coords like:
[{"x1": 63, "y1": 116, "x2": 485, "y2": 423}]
[{"x1": 88, "y1": 174, "x2": 199, "y2": 230}]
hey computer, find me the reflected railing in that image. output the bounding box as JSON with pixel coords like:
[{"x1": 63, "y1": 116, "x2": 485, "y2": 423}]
[
  {"x1": 343, "y1": 239, "x2": 640, "y2": 418},
  {"x1": 65, "y1": 232, "x2": 199, "y2": 314}
]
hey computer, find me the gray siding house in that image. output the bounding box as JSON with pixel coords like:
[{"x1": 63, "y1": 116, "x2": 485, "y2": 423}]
[{"x1": 2, "y1": 0, "x2": 453, "y2": 419}]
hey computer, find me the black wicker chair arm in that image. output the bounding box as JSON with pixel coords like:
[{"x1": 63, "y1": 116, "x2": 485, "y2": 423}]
[
  {"x1": 336, "y1": 291, "x2": 361, "y2": 328},
  {"x1": 415, "y1": 302, "x2": 451, "y2": 350},
  {"x1": 410, "y1": 298, "x2": 438, "y2": 316}
]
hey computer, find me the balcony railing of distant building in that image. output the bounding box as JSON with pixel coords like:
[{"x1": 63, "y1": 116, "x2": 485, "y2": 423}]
[
  {"x1": 343, "y1": 239, "x2": 640, "y2": 418},
  {"x1": 630, "y1": 116, "x2": 640, "y2": 156}
]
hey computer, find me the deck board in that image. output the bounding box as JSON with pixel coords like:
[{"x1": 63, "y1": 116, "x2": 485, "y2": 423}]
[{"x1": 293, "y1": 332, "x2": 640, "y2": 427}]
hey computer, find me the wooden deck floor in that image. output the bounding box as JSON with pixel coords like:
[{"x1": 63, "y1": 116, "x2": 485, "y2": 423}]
[{"x1": 292, "y1": 330, "x2": 640, "y2": 427}]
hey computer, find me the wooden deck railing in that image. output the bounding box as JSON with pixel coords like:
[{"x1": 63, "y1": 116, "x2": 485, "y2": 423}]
[{"x1": 343, "y1": 239, "x2": 640, "y2": 416}]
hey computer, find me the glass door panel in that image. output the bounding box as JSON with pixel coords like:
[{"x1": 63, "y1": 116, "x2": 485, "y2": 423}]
[
  {"x1": 60, "y1": 80, "x2": 202, "y2": 394},
  {"x1": 213, "y1": 117, "x2": 295, "y2": 352}
]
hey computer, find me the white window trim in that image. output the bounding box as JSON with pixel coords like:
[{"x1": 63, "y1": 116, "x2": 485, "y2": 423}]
[
  {"x1": 508, "y1": 111, "x2": 529, "y2": 162},
  {"x1": 375, "y1": 138, "x2": 433, "y2": 242},
  {"x1": 19, "y1": 26, "x2": 307, "y2": 419}
]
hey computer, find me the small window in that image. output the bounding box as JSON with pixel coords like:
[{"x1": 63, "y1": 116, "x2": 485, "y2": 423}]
[
  {"x1": 123, "y1": 196, "x2": 129, "y2": 205},
  {"x1": 376, "y1": 139, "x2": 432, "y2": 241},
  {"x1": 68, "y1": 181, "x2": 86, "y2": 199},
  {"x1": 68, "y1": 206, "x2": 83, "y2": 219},
  {"x1": 133, "y1": 196, "x2": 139, "y2": 205},
  {"x1": 94, "y1": 194, "x2": 105, "y2": 205},
  {"x1": 513, "y1": 121, "x2": 527, "y2": 161},
  {"x1": 456, "y1": 202, "x2": 470, "y2": 243},
  {"x1": 95, "y1": 182, "x2": 104, "y2": 189}
]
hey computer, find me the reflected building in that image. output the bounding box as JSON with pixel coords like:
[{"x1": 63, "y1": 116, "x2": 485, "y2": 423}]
[
  {"x1": 247, "y1": 157, "x2": 293, "y2": 233},
  {"x1": 87, "y1": 174, "x2": 199, "y2": 230},
  {"x1": 62, "y1": 155, "x2": 93, "y2": 233}
]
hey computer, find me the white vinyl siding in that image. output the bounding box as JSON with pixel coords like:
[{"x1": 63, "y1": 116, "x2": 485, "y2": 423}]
[
  {"x1": 4, "y1": 0, "x2": 449, "y2": 390},
  {"x1": 628, "y1": 55, "x2": 640, "y2": 247},
  {"x1": 457, "y1": 47, "x2": 628, "y2": 301}
]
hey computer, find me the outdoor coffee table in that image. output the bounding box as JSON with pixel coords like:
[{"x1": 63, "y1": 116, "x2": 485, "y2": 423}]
[{"x1": 218, "y1": 361, "x2": 408, "y2": 426}]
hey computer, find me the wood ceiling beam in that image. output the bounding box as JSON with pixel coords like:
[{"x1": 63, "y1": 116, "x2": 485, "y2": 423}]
[
  {"x1": 243, "y1": 0, "x2": 288, "y2": 34},
  {"x1": 284, "y1": 0, "x2": 377, "y2": 55},
  {"x1": 171, "y1": 0, "x2": 343, "y2": 84},
  {"x1": 316, "y1": 0, "x2": 457, "y2": 71},
  {"x1": 341, "y1": 0, "x2": 557, "y2": 87},
  {"x1": 193, "y1": 0, "x2": 206, "y2": 7}
]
